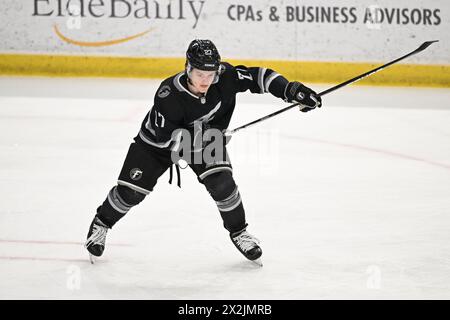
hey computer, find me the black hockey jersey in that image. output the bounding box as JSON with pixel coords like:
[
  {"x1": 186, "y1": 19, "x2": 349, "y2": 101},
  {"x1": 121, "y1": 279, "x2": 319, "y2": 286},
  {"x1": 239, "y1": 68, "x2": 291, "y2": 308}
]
[{"x1": 135, "y1": 62, "x2": 289, "y2": 151}]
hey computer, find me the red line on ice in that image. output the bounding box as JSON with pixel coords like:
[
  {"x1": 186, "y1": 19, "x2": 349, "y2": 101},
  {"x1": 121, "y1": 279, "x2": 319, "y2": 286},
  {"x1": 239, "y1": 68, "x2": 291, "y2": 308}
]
[
  {"x1": 292, "y1": 136, "x2": 450, "y2": 171},
  {"x1": 0, "y1": 239, "x2": 132, "y2": 246},
  {"x1": 0, "y1": 256, "x2": 92, "y2": 263}
]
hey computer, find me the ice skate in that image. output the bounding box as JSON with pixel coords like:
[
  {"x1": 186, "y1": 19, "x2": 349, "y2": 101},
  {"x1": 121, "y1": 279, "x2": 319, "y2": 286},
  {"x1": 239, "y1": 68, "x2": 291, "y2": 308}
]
[
  {"x1": 85, "y1": 216, "x2": 109, "y2": 263},
  {"x1": 230, "y1": 228, "x2": 263, "y2": 266}
]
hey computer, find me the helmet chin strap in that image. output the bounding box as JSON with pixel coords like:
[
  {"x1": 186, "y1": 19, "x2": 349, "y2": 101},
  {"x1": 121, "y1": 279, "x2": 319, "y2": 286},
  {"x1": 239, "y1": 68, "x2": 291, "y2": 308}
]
[
  {"x1": 212, "y1": 64, "x2": 224, "y2": 84},
  {"x1": 185, "y1": 62, "x2": 193, "y2": 85}
]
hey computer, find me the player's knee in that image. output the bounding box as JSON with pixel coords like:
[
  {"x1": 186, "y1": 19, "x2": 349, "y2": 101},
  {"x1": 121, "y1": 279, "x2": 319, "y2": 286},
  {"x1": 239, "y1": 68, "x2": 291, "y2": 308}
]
[
  {"x1": 203, "y1": 171, "x2": 236, "y2": 201},
  {"x1": 117, "y1": 184, "x2": 146, "y2": 206}
]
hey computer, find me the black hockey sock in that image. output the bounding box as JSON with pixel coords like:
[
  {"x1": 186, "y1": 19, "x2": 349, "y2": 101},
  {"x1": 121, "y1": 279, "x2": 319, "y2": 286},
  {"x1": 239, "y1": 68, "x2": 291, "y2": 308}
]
[
  {"x1": 202, "y1": 171, "x2": 247, "y2": 233},
  {"x1": 96, "y1": 185, "x2": 145, "y2": 228},
  {"x1": 96, "y1": 202, "x2": 125, "y2": 229},
  {"x1": 219, "y1": 202, "x2": 247, "y2": 234}
]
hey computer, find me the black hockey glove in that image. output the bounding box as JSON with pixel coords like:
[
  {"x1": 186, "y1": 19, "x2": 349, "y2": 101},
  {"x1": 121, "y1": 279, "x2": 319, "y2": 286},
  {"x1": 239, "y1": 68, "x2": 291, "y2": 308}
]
[{"x1": 284, "y1": 81, "x2": 322, "y2": 112}]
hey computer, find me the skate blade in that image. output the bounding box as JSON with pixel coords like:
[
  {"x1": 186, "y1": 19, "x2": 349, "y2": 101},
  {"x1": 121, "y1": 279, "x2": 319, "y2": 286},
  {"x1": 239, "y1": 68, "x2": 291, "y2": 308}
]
[
  {"x1": 88, "y1": 253, "x2": 96, "y2": 264},
  {"x1": 251, "y1": 258, "x2": 263, "y2": 267}
]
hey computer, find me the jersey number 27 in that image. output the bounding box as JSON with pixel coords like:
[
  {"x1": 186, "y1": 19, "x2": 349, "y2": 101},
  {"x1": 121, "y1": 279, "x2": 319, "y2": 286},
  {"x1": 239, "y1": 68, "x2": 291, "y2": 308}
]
[{"x1": 154, "y1": 111, "x2": 165, "y2": 128}]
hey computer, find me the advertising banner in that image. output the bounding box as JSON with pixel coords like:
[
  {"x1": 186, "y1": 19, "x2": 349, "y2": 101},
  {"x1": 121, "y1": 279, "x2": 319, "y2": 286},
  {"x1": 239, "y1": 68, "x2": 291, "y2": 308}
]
[{"x1": 0, "y1": 0, "x2": 448, "y2": 85}]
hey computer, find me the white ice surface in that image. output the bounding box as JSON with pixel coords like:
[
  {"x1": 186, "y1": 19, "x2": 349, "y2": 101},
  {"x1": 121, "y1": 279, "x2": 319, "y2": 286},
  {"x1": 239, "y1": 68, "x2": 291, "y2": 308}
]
[{"x1": 0, "y1": 77, "x2": 449, "y2": 299}]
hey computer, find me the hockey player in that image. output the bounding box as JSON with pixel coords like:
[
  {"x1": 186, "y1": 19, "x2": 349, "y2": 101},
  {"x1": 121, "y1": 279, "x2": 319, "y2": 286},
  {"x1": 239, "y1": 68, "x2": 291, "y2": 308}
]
[{"x1": 85, "y1": 39, "x2": 322, "y2": 265}]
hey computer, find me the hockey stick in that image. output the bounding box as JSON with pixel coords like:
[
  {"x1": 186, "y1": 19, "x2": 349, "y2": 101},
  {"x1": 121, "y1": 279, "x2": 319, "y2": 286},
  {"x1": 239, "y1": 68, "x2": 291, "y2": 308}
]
[{"x1": 226, "y1": 40, "x2": 438, "y2": 136}]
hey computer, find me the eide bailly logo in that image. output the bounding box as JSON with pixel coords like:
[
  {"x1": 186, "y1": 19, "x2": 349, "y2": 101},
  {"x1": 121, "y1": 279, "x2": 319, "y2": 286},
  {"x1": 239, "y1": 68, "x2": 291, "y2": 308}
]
[{"x1": 33, "y1": 0, "x2": 206, "y2": 47}]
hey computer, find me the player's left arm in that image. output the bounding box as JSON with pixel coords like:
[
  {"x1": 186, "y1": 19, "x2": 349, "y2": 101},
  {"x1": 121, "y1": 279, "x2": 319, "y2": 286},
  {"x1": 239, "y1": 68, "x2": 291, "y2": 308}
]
[{"x1": 232, "y1": 64, "x2": 322, "y2": 112}]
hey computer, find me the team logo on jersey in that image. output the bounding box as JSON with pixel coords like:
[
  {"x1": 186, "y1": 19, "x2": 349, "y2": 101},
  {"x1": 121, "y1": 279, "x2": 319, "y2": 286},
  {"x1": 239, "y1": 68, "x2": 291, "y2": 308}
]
[
  {"x1": 130, "y1": 168, "x2": 143, "y2": 181},
  {"x1": 158, "y1": 85, "x2": 171, "y2": 98}
]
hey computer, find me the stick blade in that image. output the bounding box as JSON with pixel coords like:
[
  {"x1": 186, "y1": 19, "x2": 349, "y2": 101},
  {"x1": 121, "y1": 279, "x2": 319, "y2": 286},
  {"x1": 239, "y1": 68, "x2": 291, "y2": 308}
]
[
  {"x1": 251, "y1": 258, "x2": 263, "y2": 267},
  {"x1": 416, "y1": 40, "x2": 439, "y2": 52},
  {"x1": 88, "y1": 253, "x2": 96, "y2": 264}
]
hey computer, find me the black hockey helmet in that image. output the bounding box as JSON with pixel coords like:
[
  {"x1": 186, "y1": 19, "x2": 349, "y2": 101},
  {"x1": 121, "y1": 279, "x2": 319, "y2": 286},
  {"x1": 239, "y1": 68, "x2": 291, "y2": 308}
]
[{"x1": 186, "y1": 39, "x2": 221, "y2": 71}]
